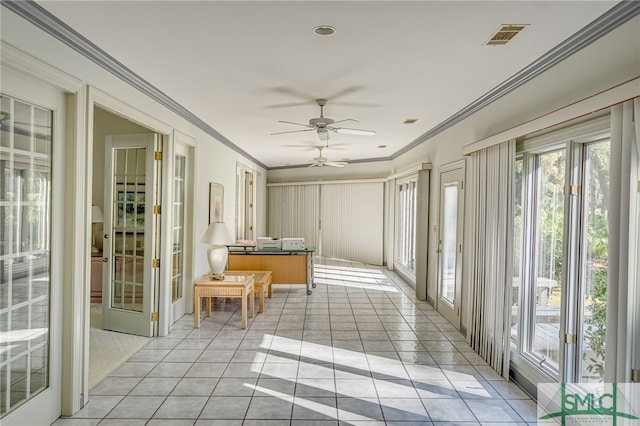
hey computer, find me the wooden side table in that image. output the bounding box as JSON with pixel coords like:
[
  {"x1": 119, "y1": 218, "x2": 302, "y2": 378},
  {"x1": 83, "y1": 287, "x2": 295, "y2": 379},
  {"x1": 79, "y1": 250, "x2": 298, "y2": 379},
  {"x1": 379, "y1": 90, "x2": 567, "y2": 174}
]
[
  {"x1": 194, "y1": 274, "x2": 255, "y2": 329},
  {"x1": 225, "y1": 270, "x2": 272, "y2": 313}
]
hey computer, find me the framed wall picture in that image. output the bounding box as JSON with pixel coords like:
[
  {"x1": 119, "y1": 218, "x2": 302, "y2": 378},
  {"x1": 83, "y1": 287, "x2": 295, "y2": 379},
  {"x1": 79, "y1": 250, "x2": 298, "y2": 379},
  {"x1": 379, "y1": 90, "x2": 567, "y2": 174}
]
[{"x1": 209, "y1": 182, "x2": 224, "y2": 224}]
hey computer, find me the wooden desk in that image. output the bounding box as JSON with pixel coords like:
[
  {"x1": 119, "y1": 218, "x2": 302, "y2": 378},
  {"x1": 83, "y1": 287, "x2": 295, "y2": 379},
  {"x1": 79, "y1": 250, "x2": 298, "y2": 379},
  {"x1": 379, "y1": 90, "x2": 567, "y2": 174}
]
[
  {"x1": 228, "y1": 249, "x2": 315, "y2": 294},
  {"x1": 225, "y1": 270, "x2": 272, "y2": 313},
  {"x1": 194, "y1": 274, "x2": 254, "y2": 328}
]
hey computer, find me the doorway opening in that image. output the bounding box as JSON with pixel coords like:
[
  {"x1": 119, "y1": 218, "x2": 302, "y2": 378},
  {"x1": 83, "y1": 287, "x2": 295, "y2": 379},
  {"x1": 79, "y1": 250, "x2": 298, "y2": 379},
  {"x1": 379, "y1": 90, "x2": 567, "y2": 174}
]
[{"x1": 88, "y1": 106, "x2": 158, "y2": 388}]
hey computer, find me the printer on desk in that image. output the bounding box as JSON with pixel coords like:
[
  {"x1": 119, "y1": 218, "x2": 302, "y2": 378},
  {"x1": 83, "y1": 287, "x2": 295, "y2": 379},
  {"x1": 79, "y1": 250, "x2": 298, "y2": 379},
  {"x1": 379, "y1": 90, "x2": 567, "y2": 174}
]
[
  {"x1": 282, "y1": 238, "x2": 305, "y2": 250},
  {"x1": 257, "y1": 237, "x2": 305, "y2": 250},
  {"x1": 257, "y1": 237, "x2": 282, "y2": 250}
]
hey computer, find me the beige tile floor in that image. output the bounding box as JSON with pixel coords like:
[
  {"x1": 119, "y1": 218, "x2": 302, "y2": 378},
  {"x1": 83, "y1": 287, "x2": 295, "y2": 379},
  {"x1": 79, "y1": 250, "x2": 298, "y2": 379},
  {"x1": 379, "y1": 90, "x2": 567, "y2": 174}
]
[{"x1": 54, "y1": 257, "x2": 537, "y2": 425}]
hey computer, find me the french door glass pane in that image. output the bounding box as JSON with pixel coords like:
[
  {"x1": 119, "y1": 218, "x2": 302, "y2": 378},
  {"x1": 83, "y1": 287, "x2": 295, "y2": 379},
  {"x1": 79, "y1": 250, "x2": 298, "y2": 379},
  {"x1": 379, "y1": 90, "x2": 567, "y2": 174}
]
[
  {"x1": 111, "y1": 148, "x2": 145, "y2": 312},
  {"x1": 0, "y1": 95, "x2": 52, "y2": 417},
  {"x1": 171, "y1": 155, "x2": 185, "y2": 302},
  {"x1": 440, "y1": 183, "x2": 459, "y2": 305},
  {"x1": 580, "y1": 140, "x2": 609, "y2": 382},
  {"x1": 530, "y1": 149, "x2": 565, "y2": 370}
]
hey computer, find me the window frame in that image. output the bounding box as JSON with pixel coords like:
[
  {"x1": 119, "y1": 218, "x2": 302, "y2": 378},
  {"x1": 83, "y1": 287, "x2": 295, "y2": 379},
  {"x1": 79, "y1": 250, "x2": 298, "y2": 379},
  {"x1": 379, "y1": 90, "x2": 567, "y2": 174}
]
[
  {"x1": 394, "y1": 174, "x2": 418, "y2": 278},
  {"x1": 511, "y1": 115, "x2": 611, "y2": 384}
]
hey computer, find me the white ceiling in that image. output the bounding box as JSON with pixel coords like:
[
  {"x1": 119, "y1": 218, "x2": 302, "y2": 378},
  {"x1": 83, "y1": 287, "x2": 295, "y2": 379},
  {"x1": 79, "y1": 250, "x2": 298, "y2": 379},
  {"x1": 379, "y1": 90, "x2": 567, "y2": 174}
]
[{"x1": 37, "y1": 1, "x2": 618, "y2": 169}]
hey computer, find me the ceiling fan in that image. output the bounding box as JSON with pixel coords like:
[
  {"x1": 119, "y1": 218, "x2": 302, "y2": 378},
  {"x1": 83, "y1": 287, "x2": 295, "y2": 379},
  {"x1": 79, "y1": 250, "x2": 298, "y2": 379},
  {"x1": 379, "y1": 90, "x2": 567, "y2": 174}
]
[
  {"x1": 271, "y1": 98, "x2": 376, "y2": 141},
  {"x1": 308, "y1": 146, "x2": 348, "y2": 168}
]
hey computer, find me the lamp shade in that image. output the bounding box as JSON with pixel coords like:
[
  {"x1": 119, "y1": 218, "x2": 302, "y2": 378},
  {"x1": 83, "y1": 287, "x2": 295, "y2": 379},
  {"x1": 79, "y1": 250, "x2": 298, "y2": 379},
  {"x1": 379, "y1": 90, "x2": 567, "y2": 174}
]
[
  {"x1": 200, "y1": 222, "x2": 232, "y2": 246},
  {"x1": 91, "y1": 205, "x2": 104, "y2": 223}
]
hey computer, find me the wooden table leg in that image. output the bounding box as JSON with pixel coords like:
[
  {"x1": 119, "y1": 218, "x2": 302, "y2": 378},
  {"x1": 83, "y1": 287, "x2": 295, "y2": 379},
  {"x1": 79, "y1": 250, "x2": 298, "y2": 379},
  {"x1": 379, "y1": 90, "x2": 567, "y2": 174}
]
[
  {"x1": 205, "y1": 297, "x2": 211, "y2": 317},
  {"x1": 258, "y1": 286, "x2": 264, "y2": 313},
  {"x1": 249, "y1": 288, "x2": 255, "y2": 318},
  {"x1": 241, "y1": 289, "x2": 247, "y2": 329},
  {"x1": 194, "y1": 293, "x2": 200, "y2": 328}
]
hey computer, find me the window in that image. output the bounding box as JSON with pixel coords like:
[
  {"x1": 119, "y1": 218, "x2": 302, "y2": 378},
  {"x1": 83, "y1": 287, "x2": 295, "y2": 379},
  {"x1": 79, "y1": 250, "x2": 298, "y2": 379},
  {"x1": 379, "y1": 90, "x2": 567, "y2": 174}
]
[
  {"x1": 395, "y1": 178, "x2": 417, "y2": 275},
  {"x1": 512, "y1": 118, "x2": 610, "y2": 383}
]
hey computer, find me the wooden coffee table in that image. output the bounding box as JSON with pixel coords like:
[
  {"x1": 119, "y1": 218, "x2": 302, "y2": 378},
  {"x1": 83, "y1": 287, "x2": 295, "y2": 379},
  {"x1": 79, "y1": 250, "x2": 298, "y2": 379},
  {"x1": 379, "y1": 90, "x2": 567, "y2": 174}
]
[
  {"x1": 193, "y1": 273, "x2": 254, "y2": 328},
  {"x1": 225, "y1": 270, "x2": 272, "y2": 313}
]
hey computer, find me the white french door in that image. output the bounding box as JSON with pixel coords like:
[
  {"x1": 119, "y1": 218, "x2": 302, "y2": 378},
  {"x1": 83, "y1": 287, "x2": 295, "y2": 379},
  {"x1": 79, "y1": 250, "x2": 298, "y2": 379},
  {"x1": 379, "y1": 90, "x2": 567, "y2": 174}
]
[
  {"x1": 436, "y1": 164, "x2": 465, "y2": 328},
  {"x1": 0, "y1": 74, "x2": 65, "y2": 424},
  {"x1": 102, "y1": 134, "x2": 158, "y2": 337},
  {"x1": 170, "y1": 143, "x2": 189, "y2": 321}
]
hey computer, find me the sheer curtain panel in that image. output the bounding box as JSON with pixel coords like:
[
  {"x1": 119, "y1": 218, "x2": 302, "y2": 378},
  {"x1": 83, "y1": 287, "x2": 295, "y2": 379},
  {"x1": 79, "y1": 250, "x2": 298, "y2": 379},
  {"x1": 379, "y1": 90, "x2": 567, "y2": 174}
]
[{"x1": 467, "y1": 140, "x2": 515, "y2": 379}]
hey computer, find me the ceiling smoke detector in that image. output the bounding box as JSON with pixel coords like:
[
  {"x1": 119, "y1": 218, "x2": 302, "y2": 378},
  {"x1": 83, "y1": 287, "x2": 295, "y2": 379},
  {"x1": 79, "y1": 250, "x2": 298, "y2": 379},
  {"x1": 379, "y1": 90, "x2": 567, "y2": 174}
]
[{"x1": 485, "y1": 24, "x2": 528, "y2": 46}]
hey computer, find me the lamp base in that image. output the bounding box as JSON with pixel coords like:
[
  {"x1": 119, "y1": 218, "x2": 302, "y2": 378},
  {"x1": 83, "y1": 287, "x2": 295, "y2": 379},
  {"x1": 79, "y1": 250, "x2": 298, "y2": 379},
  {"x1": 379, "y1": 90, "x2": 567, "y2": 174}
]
[
  {"x1": 206, "y1": 245, "x2": 228, "y2": 280},
  {"x1": 210, "y1": 272, "x2": 225, "y2": 280}
]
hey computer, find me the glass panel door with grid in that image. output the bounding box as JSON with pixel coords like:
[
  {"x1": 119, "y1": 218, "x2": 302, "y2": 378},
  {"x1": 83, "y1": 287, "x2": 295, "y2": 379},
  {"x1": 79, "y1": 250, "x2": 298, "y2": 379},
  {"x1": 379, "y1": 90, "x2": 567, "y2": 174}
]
[
  {"x1": 171, "y1": 147, "x2": 187, "y2": 320},
  {"x1": 0, "y1": 95, "x2": 54, "y2": 420},
  {"x1": 103, "y1": 134, "x2": 157, "y2": 337},
  {"x1": 437, "y1": 166, "x2": 464, "y2": 327}
]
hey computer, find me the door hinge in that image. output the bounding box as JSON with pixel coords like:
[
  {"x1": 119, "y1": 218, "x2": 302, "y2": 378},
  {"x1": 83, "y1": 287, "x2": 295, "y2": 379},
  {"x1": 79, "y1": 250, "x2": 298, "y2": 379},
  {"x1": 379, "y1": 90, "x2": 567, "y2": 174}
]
[
  {"x1": 249, "y1": 181, "x2": 253, "y2": 186},
  {"x1": 637, "y1": 181, "x2": 640, "y2": 193},
  {"x1": 152, "y1": 258, "x2": 160, "y2": 268},
  {"x1": 249, "y1": 203, "x2": 253, "y2": 208},
  {"x1": 152, "y1": 312, "x2": 159, "y2": 322},
  {"x1": 564, "y1": 333, "x2": 577, "y2": 344},
  {"x1": 632, "y1": 369, "x2": 640, "y2": 382},
  {"x1": 153, "y1": 205, "x2": 161, "y2": 214},
  {"x1": 155, "y1": 151, "x2": 163, "y2": 161},
  {"x1": 569, "y1": 185, "x2": 582, "y2": 196},
  {"x1": 459, "y1": 244, "x2": 462, "y2": 253},
  {"x1": 249, "y1": 226, "x2": 253, "y2": 231},
  {"x1": 460, "y1": 180, "x2": 464, "y2": 191}
]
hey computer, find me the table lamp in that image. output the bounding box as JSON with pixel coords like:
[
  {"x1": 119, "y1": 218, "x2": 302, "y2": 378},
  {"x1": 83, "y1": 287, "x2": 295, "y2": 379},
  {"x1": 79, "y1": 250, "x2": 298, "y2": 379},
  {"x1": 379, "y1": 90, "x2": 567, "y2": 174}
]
[
  {"x1": 91, "y1": 205, "x2": 104, "y2": 253},
  {"x1": 200, "y1": 222, "x2": 232, "y2": 279}
]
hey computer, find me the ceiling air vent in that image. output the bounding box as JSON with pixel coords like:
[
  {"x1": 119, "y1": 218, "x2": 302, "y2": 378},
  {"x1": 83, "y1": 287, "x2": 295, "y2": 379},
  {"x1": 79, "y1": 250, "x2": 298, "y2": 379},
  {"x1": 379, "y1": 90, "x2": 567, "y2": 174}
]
[{"x1": 485, "y1": 25, "x2": 527, "y2": 46}]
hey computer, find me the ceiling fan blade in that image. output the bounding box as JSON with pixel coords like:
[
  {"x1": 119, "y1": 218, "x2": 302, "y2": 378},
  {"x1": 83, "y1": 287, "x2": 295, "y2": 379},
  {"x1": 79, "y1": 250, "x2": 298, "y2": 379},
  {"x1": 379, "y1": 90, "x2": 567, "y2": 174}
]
[
  {"x1": 307, "y1": 163, "x2": 319, "y2": 168},
  {"x1": 325, "y1": 161, "x2": 347, "y2": 167},
  {"x1": 270, "y1": 129, "x2": 315, "y2": 136},
  {"x1": 278, "y1": 120, "x2": 312, "y2": 128},
  {"x1": 327, "y1": 119, "x2": 359, "y2": 127},
  {"x1": 334, "y1": 127, "x2": 376, "y2": 136},
  {"x1": 265, "y1": 101, "x2": 314, "y2": 109}
]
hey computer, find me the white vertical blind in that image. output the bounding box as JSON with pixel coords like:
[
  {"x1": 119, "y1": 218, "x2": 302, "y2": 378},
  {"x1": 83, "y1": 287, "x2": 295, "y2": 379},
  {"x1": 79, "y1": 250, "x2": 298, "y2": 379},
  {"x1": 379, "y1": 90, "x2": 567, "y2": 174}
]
[
  {"x1": 268, "y1": 185, "x2": 319, "y2": 248},
  {"x1": 320, "y1": 182, "x2": 384, "y2": 265},
  {"x1": 467, "y1": 139, "x2": 515, "y2": 378}
]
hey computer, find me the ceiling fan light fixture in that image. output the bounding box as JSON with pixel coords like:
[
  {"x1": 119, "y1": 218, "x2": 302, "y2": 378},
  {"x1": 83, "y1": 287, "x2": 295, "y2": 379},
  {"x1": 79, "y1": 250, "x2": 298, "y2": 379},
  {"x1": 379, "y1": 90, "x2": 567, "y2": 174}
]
[{"x1": 313, "y1": 25, "x2": 336, "y2": 36}]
